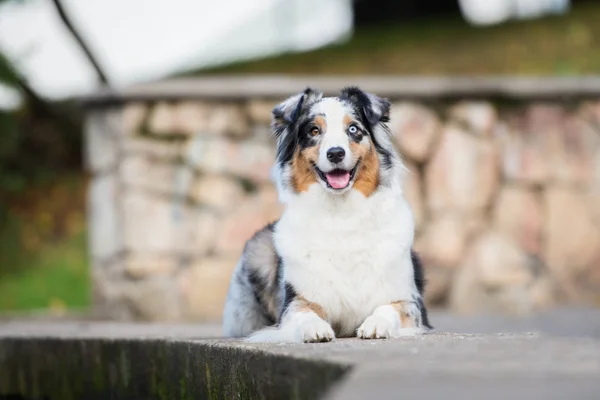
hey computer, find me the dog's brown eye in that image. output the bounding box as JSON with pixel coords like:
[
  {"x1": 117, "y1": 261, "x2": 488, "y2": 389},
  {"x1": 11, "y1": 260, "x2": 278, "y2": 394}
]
[{"x1": 310, "y1": 127, "x2": 320, "y2": 136}]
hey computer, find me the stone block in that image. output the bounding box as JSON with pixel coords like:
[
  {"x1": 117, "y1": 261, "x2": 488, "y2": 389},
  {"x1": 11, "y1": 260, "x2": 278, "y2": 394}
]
[
  {"x1": 425, "y1": 125, "x2": 499, "y2": 214},
  {"x1": 255, "y1": 183, "x2": 280, "y2": 207},
  {"x1": 124, "y1": 253, "x2": 179, "y2": 279},
  {"x1": 247, "y1": 99, "x2": 275, "y2": 125},
  {"x1": 589, "y1": 186, "x2": 600, "y2": 227},
  {"x1": 172, "y1": 101, "x2": 213, "y2": 135},
  {"x1": 590, "y1": 126, "x2": 600, "y2": 225},
  {"x1": 91, "y1": 267, "x2": 134, "y2": 321},
  {"x1": 179, "y1": 256, "x2": 239, "y2": 320},
  {"x1": 493, "y1": 185, "x2": 543, "y2": 256},
  {"x1": 122, "y1": 136, "x2": 182, "y2": 160},
  {"x1": 120, "y1": 154, "x2": 192, "y2": 196},
  {"x1": 390, "y1": 103, "x2": 440, "y2": 163},
  {"x1": 499, "y1": 104, "x2": 563, "y2": 184},
  {"x1": 122, "y1": 102, "x2": 148, "y2": 135},
  {"x1": 421, "y1": 266, "x2": 454, "y2": 306},
  {"x1": 122, "y1": 189, "x2": 218, "y2": 255},
  {"x1": 403, "y1": 162, "x2": 424, "y2": 231},
  {"x1": 579, "y1": 100, "x2": 600, "y2": 130},
  {"x1": 209, "y1": 103, "x2": 250, "y2": 139},
  {"x1": 500, "y1": 104, "x2": 600, "y2": 185},
  {"x1": 449, "y1": 101, "x2": 498, "y2": 136},
  {"x1": 94, "y1": 269, "x2": 185, "y2": 321},
  {"x1": 214, "y1": 191, "x2": 283, "y2": 256},
  {"x1": 190, "y1": 174, "x2": 246, "y2": 212},
  {"x1": 415, "y1": 213, "x2": 482, "y2": 270},
  {"x1": 147, "y1": 101, "x2": 177, "y2": 135},
  {"x1": 84, "y1": 109, "x2": 121, "y2": 173},
  {"x1": 450, "y1": 231, "x2": 553, "y2": 315},
  {"x1": 498, "y1": 126, "x2": 549, "y2": 185},
  {"x1": 119, "y1": 277, "x2": 184, "y2": 321},
  {"x1": 250, "y1": 124, "x2": 273, "y2": 142},
  {"x1": 415, "y1": 212, "x2": 485, "y2": 304},
  {"x1": 147, "y1": 101, "x2": 249, "y2": 138},
  {"x1": 88, "y1": 174, "x2": 122, "y2": 261},
  {"x1": 550, "y1": 116, "x2": 600, "y2": 184},
  {"x1": 185, "y1": 136, "x2": 275, "y2": 183},
  {"x1": 545, "y1": 187, "x2": 600, "y2": 303}
]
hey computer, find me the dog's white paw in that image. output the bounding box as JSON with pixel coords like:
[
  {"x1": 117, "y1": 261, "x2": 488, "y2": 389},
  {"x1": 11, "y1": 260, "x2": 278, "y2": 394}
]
[
  {"x1": 296, "y1": 314, "x2": 335, "y2": 343},
  {"x1": 358, "y1": 304, "x2": 426, "y2": 339},
  {"x1": 357, "y1": 315, "x2": 395, "y2": 339}
]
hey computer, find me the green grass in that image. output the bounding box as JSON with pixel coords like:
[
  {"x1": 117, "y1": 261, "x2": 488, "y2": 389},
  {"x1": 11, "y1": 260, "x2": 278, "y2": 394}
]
[
  {"x1": 0, "y1": 176, "x2": 89, "y2": 312},
  {"x1": 193, "y1": 2, "x2": 600, "y2": 76},
  {"x1": 0, "y1": 229, "x2": 89, "y2": 312}
]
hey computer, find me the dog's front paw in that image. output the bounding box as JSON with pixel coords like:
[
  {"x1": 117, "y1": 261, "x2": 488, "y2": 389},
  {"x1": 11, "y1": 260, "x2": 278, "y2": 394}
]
[
  {"x1": 297, "y1": 314, "x2": 335, "y2": 343},
  {"x1": 357, "y1": 315, "x2": 395, "y2": 339}
]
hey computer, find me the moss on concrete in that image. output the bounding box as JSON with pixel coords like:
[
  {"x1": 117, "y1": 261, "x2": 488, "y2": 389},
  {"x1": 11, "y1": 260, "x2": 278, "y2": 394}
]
[{"x1": 0, "y1": 338, "x2": 349, "y2": 400}]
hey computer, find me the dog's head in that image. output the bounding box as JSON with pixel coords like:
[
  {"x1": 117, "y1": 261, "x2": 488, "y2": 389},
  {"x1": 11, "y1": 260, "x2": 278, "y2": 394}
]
[{"x1": 271, "y1": 86, "x2": 401, "y2": 200}]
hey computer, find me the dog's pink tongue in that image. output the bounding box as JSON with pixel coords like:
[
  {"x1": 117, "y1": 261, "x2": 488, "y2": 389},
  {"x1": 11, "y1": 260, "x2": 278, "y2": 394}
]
[{"x1": 325, "y1": 171, "x2": 351, "y2": 189}]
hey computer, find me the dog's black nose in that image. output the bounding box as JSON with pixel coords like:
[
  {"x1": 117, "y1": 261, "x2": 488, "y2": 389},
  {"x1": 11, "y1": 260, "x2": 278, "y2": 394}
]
[{"x1": 326, "y1": 147, "x2": 345, "y2": 163}]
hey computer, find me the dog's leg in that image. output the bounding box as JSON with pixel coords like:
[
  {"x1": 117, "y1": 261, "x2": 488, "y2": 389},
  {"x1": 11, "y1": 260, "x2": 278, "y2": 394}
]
[
  {"x1": 280, "y1": 295, "x2": 335, "y2": 343},
  {"x1": 357, "y1": 300, "x2": 424, "y2": 339}
]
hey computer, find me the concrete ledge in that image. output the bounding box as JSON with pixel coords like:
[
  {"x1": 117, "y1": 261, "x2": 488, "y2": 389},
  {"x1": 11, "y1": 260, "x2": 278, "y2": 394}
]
[
  {"x1": 1, "y1": 316, "x2": 600, "y2": 400},
  {"x1": 79, "y1": 75, "x2": 600, "y2": 105},
  {"x1": 0, "y1": 337, "x2": 347, "y2": 400}
]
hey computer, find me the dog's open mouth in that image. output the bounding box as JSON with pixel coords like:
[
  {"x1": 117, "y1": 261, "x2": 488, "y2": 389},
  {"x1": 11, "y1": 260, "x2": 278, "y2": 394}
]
[{"x1": 315, "y1": 164, "x2": 359, "y2": 190}]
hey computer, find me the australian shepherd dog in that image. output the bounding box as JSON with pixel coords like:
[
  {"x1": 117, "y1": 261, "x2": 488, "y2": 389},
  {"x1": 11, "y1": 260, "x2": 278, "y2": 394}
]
[{"x1": 222, "y1": 86, "x2": 432, "y2": 343}]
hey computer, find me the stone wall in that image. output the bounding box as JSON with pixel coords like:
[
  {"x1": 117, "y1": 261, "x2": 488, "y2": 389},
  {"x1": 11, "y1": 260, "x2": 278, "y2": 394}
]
[{"x1": 83, "y1": 77, "x2": 600, "y2": 321}]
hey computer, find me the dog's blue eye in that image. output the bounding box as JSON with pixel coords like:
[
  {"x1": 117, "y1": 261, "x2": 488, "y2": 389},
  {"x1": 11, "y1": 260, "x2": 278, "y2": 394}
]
[{"x1": 348, "y1": 125, "x2": 358, "y2": 134}]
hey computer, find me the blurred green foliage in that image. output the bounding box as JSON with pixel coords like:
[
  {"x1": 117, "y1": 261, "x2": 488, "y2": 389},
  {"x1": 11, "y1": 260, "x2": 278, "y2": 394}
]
[
  {"x1": 0, "y1": 111, "x2": 24, "y2": 194},
  {"x1": 0, "y1": 49, "x2": 82, "y2": 203}
]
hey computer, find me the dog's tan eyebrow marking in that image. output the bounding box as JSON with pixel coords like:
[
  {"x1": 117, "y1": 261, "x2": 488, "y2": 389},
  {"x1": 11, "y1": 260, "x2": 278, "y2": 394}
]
[
  {"x1": 314, "y1": 115, "x2": 327, "y2": 132},
  {"x1": 343, "y1": 114, "x2": 354, "y2": 128}
]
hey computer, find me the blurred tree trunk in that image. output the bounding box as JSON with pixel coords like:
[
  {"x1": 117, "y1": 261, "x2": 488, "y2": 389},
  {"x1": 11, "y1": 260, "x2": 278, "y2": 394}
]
[{"x1": 50, "y1": 0, "x2": 110, "y2": 85}]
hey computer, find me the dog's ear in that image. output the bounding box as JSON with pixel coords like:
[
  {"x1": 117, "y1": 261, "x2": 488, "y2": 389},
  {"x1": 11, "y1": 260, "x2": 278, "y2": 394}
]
[
  {"x1": 339, "y1": 86, "x2": 390, "y2": 127},
  {"x1": 272, "y1": 87, "x2": 323, "y2": 137},
  {"x1": 271, "y1": 87, "x2": 322, "y2": 166}
]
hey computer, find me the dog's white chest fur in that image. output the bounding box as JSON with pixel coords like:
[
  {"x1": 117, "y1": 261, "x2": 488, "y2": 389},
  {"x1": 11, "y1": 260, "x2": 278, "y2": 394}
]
[{"x1": 274, "y1": 185, "x2": 416, "y2": 336}]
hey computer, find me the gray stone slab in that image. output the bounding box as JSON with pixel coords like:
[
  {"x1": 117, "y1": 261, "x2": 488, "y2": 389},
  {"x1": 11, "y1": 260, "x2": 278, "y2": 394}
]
[
  {"x1": 0, "y1": 320, "x2": 223, "y2": 339},
  {"x1": 428, "y1": 306, "x2": 600, "y2": 339},
  {"x1": 1, "y1": 308, "x2": 600, "y2": 399},
  {"x1": 78, "y1": 76, "x2": 600, "y2": 105}
]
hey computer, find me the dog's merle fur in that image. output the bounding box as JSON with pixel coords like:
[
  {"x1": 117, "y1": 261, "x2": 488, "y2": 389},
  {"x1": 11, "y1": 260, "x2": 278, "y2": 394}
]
[{"x1": 223, "y1": 86, "x2": 432, "y2": 342}]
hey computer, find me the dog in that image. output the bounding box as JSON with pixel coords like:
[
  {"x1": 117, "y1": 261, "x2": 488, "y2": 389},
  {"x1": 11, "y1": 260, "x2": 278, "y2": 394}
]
[{"x1": 222, "y1": 86, "x2": 432, "y2": 343}]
